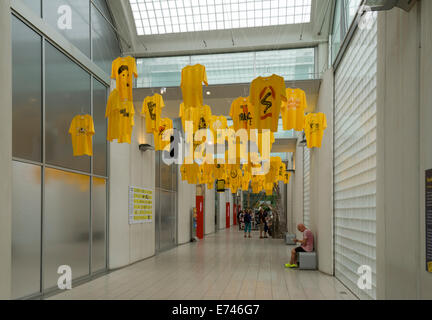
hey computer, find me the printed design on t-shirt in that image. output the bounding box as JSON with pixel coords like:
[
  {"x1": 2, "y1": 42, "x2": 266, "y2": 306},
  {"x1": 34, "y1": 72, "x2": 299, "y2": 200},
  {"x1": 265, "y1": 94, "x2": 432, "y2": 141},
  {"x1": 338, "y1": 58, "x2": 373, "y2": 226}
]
[
  {"x1": 239, "y1": 104, "x2": 253, "y2": 127},
  {"x1": 158, "y1": 125, "x2": 167, "y2": 136},
  {"x1": 198, "y1": 116, "x2": 207, "y2": 130},
  {"x1": 119, "y1": 107, "x2": 130, "y2": 118},
  {"x1": 231, "y1": 170, "x2": 238, "y2": 179},
  {"x1": 76, "y1": 126, "x2": 88, "y2": 135},
  {"x1": 309, "y1": 122, "x2": 320, "y2": 134},
  {"x1": 118, "y1": 65, "x2": 130, "y2": 88},
  {"x1": 147, "y1": 101, "x2": 156, "y2": 120},
  {"x1": 259, "y1": 86, "x2": 276, "y2": 120}
]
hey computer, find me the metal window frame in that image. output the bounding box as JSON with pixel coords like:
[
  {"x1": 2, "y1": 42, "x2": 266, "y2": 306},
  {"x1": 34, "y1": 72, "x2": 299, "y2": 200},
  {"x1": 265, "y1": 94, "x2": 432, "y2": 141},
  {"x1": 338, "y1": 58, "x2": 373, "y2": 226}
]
[{"x1": 11, "y1": 0, "x2": 113, "y2": 299}]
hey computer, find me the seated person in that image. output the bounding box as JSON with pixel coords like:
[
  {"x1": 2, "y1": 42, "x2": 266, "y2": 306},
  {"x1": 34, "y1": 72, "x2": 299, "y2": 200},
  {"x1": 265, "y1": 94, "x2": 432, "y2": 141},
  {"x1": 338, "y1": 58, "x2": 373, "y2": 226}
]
[{"x1": 285, "y1": 223, "x2": 314, "y2": 268}]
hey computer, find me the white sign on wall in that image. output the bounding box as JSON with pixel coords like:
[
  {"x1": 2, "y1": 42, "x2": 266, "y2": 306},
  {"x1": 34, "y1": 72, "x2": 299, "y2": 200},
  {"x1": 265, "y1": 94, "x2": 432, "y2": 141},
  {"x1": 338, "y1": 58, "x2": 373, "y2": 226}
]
[{"x1": 128, "y1": 187, "x2": 153, "y2": 224}]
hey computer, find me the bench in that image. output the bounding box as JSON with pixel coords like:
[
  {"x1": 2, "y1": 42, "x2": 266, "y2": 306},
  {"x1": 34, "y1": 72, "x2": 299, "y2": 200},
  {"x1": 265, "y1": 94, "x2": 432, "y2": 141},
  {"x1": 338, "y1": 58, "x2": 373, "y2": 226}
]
[{"x1": 299, "y1": 252, "x2": 317, "y2": 270}]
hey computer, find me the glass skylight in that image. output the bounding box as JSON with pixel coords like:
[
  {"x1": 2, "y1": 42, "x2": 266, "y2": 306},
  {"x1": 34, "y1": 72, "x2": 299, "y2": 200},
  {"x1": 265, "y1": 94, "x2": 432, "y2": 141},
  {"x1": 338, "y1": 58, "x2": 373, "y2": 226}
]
[{"x1": 129, "y1": 0, "x2": 312, "y2": 36}]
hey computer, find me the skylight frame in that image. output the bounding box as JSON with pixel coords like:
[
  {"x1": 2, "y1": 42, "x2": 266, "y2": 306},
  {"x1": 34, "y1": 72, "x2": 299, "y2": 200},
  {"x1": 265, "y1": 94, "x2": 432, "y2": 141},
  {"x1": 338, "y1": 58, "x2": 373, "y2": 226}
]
[{"x1": 129, "y1": 0, "x2": 312, "y2": 36}]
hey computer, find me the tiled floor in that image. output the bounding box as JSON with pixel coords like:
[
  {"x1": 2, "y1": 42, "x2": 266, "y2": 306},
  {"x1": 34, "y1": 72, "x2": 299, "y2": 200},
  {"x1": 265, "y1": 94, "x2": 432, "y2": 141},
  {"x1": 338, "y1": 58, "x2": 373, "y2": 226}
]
[{"x1": 49, "y1": 228, "x2": 357, "y2": 300}]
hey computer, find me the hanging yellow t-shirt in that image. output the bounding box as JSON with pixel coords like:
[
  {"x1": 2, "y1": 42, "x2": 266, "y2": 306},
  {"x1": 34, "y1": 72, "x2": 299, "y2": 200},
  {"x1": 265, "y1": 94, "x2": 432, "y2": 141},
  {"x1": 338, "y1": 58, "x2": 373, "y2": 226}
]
[
  {"x1": 241, "y1": 170, "x2": 251, "y2": 191},
  {"x1": 284, "y1": 171, "x2": 291, "y2": 184},
  {"x1": 249, "y1": 74, "x2": 287, "y2": 132},
  {"x1": 264, "y1": 182, "x2": 274, "y2": 196},
  {"x1": 228, "y1": 167, "x2": 242, "y2": 194},
  {"x1": 106, "y1": 89, "x2": 121, "y2": 142},
  {"x1": 179, "y1": 102, "x2": 199, "y2": 133},
  {"x1": 304, "y1": 112, "x2": 327, "y2": 149},
  {"x1": 251, "y1": 175, "x2": 264, "y2": 194},
  {"x1": 249, "y1": 130, "x2": 275, "y2": 158},
  {"x1": 277, "y1": 162, "x2": 287, "y2": 182},
  {"x1": 69, "y1": 114, "x2": 95, "y2": 156},
  {"x1": 197, "y1": 105, "x2": 212, "y2": 131},
  {"x1": 213, "y1": 163, "x2": 226, "y2": 180},
  {"x1": 181, "y1": 162, "x2": 200, "y2": 184},
  {"x1": 264, "y1": 157, "x2": 282, "y2": 184},
  {"x1": 106, "y1": 89, "x2": 135, "y2": 144},
  {"x1": 117, "y1": 101, "x2": 135, "y2": 144},
  {"x1": 154, "y1": 118, "x2": 173, "y2": 151},
  {"x1": 230, "y1": 97, "x2": 256, "y2": 131},
  {"x1": 281, "y1": 88, "x2": 307, "y2": 131},
  {"x1": 142, "y1": 93, "x2": 165, "y2": 133},
  {"x1": 181, "y1": 64, "x2": 208, "y2": 108},
  {"x1": 209, "y1": 115, "x2": 228, "y2": 143},
  {"x1": 111, "y1": 56, "x2": 138, "y2": 102}
]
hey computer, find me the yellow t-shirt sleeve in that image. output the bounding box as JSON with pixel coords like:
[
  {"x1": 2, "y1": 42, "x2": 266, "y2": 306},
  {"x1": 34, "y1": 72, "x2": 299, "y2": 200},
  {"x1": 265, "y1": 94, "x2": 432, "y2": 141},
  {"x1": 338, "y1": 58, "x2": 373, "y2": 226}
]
[
  {"x1": 111, "y1": 60, "x2": 116, "y2": 79},
  {"x1": 132, "y1": 58, "x2": 138, "y2": 78},
  {"x1": 89, "y1": 117, "x2": 95, "y2": 135},
  {"x1": 322, "y1": 113, "x2": 327, "y2": 130},
  {"x1": 202, "y1": 66, "x2": 208, "y2": 86},
  {"x1": 229, "y1": 100, "x2": 235, "y2": 119}
]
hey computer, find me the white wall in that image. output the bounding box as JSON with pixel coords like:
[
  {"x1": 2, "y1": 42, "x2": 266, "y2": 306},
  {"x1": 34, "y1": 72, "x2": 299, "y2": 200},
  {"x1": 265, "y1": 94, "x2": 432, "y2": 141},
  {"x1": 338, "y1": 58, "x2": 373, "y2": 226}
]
[
  {"x1": 205, "y1": 186, "x2": 215, "y2": 235},
  {"x1": 292, "y1": 143, "x2": 304, "y2": 240},
  {"x1": 218, "y1": 192, "x2": 226, "y2": 230},
  {"x1": 419, "y1": 0, "x2": 432, "y2": 299},
  {"x1": 0, "y1": 0, "x2": 12, "y2": 299},
  {"x1": 177, "y1": 167, "x2": 195, "y2": 244},
  {"x1": 376, "y1": 3, "x2": 432, "y2": 299},
  {"x1": 109, "y1": 111, "x2": 156, "y2": 269},
  {"x1": 309, "y1": 69, "x2": 334, "y2": 275}
]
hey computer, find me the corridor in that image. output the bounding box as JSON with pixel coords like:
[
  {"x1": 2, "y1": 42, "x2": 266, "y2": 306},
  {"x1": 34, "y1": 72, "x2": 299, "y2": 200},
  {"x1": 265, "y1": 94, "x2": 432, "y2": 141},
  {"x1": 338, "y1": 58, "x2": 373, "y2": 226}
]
[{"x1": 49, "y1": 229, "x2": 356, "y2": 300}]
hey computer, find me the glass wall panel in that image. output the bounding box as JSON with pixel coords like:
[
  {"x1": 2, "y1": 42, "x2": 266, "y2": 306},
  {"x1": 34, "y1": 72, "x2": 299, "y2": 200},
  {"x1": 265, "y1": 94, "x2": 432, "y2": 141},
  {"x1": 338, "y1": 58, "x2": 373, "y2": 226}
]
[
  {"x1": 12, "y1": 161, "x2": 41, "y2": 299},
  {"x1": 22, "y1": 0, "x2": 41, "y2": 17},
  {"x1": 136, "y1": 48, "x2": 315, "y2": 88},
  {"x1": 92, "y1": 177, "x2": 107, "y2": 273},
  {"x1": 191, "y1": 52, "x2": 255, "y2": 85},
  {"x1": 12, "y1": 16, "x2": 42, "y2": 162},
  {"x1": 42, "y1": 0, "x2": 91, "y2": 57},
  {"x1": 45, "y1": 42, "x2": 91, "y2": 173},
  {"x1": 255, "y1": 48, "x2": 315, "y2": 80},
  {"x1": 136, "y1": 56, "x2": 190, "y2": 88},
  {"x1": 44, "y1": 168, "x2": 90, "y2": 289},
  {"x1": 91, "y1": 3, "x2": 121, "y2": 75},
  {"x1": 93, "y1": 78, "x2": 107, "y2": 176}
]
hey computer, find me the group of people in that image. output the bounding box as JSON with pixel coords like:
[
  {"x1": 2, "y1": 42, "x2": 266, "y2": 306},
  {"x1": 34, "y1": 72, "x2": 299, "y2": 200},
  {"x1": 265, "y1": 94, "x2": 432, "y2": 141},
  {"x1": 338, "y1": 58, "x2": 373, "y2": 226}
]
[{"x1": 238, "y1": 208, "x2": 272, "y2": 239}]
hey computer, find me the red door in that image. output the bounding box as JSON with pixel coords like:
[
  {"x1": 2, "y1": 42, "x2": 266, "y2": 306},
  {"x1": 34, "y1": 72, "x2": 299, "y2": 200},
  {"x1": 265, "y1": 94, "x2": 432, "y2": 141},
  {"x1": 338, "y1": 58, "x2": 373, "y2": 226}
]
[
  {"x1": 196, "y1": 196, "x2": 204, "y2": 239},
  {"x1": 226, "y1": 202, "x2": 230, "y2": 228},
  {"x1": 233, "y1": 204, "x2": 237, "y2": 226}
]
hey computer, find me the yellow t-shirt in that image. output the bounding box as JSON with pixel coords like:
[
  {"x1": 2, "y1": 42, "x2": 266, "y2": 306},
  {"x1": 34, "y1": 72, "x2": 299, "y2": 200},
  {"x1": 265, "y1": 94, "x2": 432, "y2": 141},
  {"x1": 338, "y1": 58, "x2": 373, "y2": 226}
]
[
  {"x1": 179, "y1": 102, "x2": 198, "y2": 133},
  {"x1": 181, "y1": 163, "x2": 199, "y2": 184},
  {"x1": 264, "y1": 182, "x2": 274, "y2": 196},
  {"x1": 153, "y1": 118, "x2": 173, "y2": 151},
  {"x1": 142, "y1": 93, "x2": 165, "y2": 133},
  {"x1": 230, "y1": 97, "x2": 256, "y2": 131},
  {"x1": 181, "y1": 64, "x2": 208, "y2": 108},
  {"x1": 278, "y1": 162, "x2": 287, "y2": 182},
  {"x1": 228, "y1": 167, "x2": 242, "y2": 194},
  {"x1": 304, "y1": 113, "x2": 327, "y2": 149},
  {"x1": 213, "y1": 163, "x2": 226, "y2": 180},
  {"x1": 249, "y1": 130, "x2": 275, "y2": 158},
  {"x1": 241, "y1": 170, "x2": 251, "y2": 191},
  {"x1": 106, "y1": 90, "x2": 135, "y2": 144},
  {"x1": 249, "y1": 74, "x2": 287, "y2": 132},
  {"x1": 264, "y1": 157, "x2": 282, "y2": 184},
  {"x1": 281, "y1": 88, "x2": 307, "y2": 131},
  {"x1": 111, "y1": 56, "x2": 138, "y2": 102},
  {"x1": 197, "y1": 105, "x2": 212, "y2": 131},
  {"x1": 251, "y1": 175, "x2": 264, "y2": 194},
  {"x1": 284, "y1": 171, "x2": 292, "y2": 184},
  {"x1": 209, "y1": 115, "x2": 228, "y2": 143},
  {"x1": 69, "y1": 114, "x2": 95, "y2": 156}
]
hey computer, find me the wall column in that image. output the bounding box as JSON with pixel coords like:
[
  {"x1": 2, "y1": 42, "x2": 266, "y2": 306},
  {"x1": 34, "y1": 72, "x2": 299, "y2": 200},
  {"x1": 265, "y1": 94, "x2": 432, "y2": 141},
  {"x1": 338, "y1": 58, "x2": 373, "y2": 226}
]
[{"x1": 0, "y1": 0, "x2": 12, "y2": 300}]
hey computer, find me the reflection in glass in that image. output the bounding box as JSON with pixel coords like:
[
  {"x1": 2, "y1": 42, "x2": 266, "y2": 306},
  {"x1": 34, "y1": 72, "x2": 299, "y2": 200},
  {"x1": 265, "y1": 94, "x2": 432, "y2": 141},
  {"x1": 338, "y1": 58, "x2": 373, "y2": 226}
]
[
  {"x1": 92, "y1": 177, "x2": 107, "y2": 272},
  {"x1": 44, "y1": 168, "x2": 90, "y2": 289},
  {"x1": 42, "y1": 0, "x2": 91, "y2": 57},
  {"x1": 45, "y1": 42, "x2": 91, "y2": 173},
  {"x1": 93, "y1": 79, "x2": 107, "y2": 176},
  {"x1": 12, "y1": 16, "x2": 42, "y2": 162},
  {"x1": 91, "y1": 2, "x2": 121, "y2": 75},
  {"x1": 12, "y1": 161, "x2": 41, "y2": 299},
  {"x1": 22, "y1": 0, "x2": 41, "y2": 17}
]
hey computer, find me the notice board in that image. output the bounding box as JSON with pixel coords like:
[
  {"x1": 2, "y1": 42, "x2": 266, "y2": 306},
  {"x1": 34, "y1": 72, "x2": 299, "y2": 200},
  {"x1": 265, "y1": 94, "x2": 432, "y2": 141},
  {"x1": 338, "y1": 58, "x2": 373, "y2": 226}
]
[
  {"x1": 425, "y1": 170, "x2": 432, "y2": 273},
  {"x1": 128, "y1": 187, "x2": 153, "y2": 224}
]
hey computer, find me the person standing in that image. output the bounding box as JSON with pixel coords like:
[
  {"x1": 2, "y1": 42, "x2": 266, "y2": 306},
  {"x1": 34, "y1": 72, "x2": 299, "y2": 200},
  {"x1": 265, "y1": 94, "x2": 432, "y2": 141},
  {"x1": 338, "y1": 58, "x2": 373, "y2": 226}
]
[
  {"x1": 244, "y1": 210, "x2": 252, "y2": 238},
  {"x1": 258, "y1": 208, "x2": 265, "y2": 239}
]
